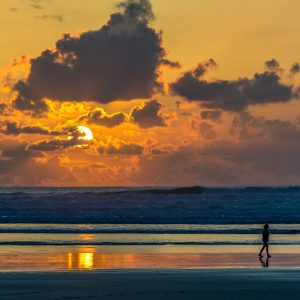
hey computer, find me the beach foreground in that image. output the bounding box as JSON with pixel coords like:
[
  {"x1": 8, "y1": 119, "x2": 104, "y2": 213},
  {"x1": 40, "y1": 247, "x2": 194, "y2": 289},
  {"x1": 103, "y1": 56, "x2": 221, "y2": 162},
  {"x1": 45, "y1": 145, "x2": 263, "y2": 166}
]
[{"x1": 1, "y1": 269, "x2": 300, "y2": 300}]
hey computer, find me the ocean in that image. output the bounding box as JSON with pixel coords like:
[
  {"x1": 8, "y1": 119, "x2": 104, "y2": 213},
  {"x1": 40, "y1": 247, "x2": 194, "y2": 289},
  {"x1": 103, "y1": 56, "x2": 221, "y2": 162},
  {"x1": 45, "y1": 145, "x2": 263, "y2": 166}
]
[
  {"x1": 0, "y1": 186, "x2": 299, "y2": 270},
  {"x1": 1, "y1": 186, "x2": 300, "y2": 224}
]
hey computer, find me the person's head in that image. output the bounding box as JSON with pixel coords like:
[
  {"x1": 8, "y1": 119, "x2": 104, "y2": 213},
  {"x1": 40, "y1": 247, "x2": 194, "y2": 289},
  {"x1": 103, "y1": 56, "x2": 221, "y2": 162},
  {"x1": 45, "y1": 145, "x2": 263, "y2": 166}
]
[{"x1": 264, "y1": 224, "x2": 269, "y2": 229}]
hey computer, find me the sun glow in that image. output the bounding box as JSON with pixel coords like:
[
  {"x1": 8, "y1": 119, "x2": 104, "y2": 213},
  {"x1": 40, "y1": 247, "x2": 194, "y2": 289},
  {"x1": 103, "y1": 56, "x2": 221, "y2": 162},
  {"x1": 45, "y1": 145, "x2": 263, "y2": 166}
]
[
  {"x1": 78, "y1": 252, "x2": 94, "y2": 269},
  {"x1": 77, "y1": 126, "x2": 94, "y2": 141}
]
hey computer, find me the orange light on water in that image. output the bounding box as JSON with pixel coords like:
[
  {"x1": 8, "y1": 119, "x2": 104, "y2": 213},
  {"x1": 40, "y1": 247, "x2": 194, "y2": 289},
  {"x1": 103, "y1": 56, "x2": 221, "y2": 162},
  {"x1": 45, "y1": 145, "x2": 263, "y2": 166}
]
[
  {"x1": 78, "y1": 252, "x2": 94, "y2": 269},
  {"x1": 67, "y1": 253, "x2": 73, "y2": 269}
]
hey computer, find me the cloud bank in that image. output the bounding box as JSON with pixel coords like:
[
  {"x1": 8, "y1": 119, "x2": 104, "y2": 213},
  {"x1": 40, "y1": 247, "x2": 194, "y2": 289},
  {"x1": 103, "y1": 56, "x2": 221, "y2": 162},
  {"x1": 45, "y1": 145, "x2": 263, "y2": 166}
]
[
  {"x1": 171, "y1": 60, "x2": 295, "y2": 111},
  {"x1": 13, "y1": 0, "x2": 175, "y2": 113},
  {"x1": 1, "y1": 121, "x2": 61, "y2": 136}
]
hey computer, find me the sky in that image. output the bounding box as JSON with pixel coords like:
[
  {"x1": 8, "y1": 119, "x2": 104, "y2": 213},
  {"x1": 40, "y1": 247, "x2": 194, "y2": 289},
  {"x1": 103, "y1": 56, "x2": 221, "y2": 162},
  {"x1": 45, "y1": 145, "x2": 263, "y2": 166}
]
[{"x1": 1, "y1": 0, "x2": 300, "y2": 186}]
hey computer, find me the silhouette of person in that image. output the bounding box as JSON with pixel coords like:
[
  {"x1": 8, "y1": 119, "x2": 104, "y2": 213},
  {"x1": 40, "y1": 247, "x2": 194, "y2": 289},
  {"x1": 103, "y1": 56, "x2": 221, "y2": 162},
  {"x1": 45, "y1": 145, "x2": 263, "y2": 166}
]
[{"x1": 259, "y1": 224, "x2": 271, "y2": 258}]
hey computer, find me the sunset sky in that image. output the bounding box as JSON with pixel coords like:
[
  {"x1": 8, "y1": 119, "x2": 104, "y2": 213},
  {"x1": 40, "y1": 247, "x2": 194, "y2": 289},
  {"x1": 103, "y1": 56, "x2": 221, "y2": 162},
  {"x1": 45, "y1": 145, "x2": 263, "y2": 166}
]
[{"x1": 1, "y1": 0, "x2": 300, "y2": 186}]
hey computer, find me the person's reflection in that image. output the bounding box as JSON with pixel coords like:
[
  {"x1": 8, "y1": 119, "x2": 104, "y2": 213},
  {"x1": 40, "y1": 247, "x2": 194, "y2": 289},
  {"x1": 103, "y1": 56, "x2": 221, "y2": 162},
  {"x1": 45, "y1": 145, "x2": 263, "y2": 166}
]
[{"x1": 259, "y1": 256, "x2": 270, "y2": 268}]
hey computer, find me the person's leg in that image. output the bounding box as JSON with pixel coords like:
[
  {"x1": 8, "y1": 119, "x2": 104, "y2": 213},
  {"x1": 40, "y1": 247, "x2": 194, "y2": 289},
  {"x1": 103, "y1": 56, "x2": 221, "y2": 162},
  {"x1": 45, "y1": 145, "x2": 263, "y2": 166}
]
[
  {"x1": 259, "y1": 244, "x2": 265, "y2": 256},
  {"x1": 266, "y1": 244, "x2": 271, "y2": 257}
]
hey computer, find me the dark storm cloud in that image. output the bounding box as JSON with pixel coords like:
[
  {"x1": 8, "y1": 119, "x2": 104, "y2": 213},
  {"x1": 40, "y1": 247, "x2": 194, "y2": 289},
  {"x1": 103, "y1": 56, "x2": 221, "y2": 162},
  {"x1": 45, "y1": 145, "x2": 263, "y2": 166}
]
[
  {"x1": 201, "y1": 110, "x2": 222, "y2": 121},
  {"x1": 1, "y1": 121, "x2": 61, "y2": 136},
  {"x1": 79, "y1": 108, "x2": 127, "y2": 128},
  {"x1": 131, "y1": 100, "x2": 166, "y2": 128},
  {"x1": 98, "y1": 140, "x2": 144, "y2": 155},
  {"x1": 170, "y1": 60, "x2": 294, "y2": 111},
  {"x1": 13, "y1": 81, "x2": 48, "y2": 112},
  {"x1": 13, "y1": 0, "x2": 172, "y2": 113}
]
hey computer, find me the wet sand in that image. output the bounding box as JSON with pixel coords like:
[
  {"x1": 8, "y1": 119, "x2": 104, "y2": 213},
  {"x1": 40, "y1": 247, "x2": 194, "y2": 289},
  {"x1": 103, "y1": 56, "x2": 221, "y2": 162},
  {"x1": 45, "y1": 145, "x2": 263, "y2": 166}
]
[
  {"x1": 0, "y1": 251, "x2": 300, "y2": 270},
  {"x1": 0, "y1": 269, "x2": 300, "y2": 300},
  {"x1": 0, "y1": 249, "x2": 300, "y2": 299}
]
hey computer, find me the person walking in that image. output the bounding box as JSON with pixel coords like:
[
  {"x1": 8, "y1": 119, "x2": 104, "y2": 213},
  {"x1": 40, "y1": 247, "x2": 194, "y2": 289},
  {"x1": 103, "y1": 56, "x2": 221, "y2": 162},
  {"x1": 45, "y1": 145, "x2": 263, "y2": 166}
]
[{"x1": 259, "y1": 224, "x2": 271, "y2": 258}]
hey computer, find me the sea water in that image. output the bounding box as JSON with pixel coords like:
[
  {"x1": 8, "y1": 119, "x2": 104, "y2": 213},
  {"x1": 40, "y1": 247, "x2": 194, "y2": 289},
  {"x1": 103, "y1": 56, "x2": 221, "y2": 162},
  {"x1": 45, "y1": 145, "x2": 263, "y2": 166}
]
[{"x1": 0, "y1": 186, "x2": 299, "y2": 269}]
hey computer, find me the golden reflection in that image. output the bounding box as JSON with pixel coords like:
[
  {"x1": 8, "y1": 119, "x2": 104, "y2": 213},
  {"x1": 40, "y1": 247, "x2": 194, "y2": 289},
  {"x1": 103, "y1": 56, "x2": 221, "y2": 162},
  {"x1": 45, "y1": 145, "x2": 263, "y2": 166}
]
[
  {"x1": 67, "y1": 253, "x2": 73, "y2": 269},
  {"x1": 1, "y1": 251, "x2": 300, "y2": 270},
  {"x1": 78, "y1": 252, "x2": 94, "y2": 269}
]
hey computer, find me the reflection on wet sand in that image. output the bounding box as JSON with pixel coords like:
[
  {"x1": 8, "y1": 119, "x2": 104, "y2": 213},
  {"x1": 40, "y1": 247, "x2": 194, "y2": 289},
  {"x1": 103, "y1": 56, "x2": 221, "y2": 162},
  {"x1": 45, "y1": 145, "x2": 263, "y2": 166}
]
[
  {"x1": 78, "y1": 253, "x2": 94, "y2": 269},
  {"x1": 259, "y1": 256, "x2": 270, "y2": 268},
  {"x1": 0, "y1": 250, "x2": 299, "y2": 270}
]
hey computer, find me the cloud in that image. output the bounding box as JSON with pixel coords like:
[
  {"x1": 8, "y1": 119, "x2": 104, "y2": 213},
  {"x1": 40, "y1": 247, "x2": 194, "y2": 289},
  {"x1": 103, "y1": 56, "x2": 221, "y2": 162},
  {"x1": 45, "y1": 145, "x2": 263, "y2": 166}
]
[
  {"x1": 35, "y1": 14, "x2": 64, "y2": 22},
  {"x1": 0, "y1": 140, "x2": 39, "y2": 160},
  {"x1": 198, "y1": 122, "x2": 217, "y2": 140},
  {"x1": 170, "y1": 60, "x2": 294, "y2": 111},
  {"x1": 131, "y1": 100, "x2": 166, "y2": 128},
  {"x1": 9, "y1": 7, "x2": 19, "y2": 12},
  {"x1": 79, "y1": 108, "x2": 127, "y2": 128},
  {"x1": 230, "y1": 111, "x2": 300, "y2": 140},
  {"x1": 11, "y1": 55, "x2": 29, "y2": 67},
  {"x1": 9, "y1": 1, "x2": 51, "y2": 12},
  {"x1": 264, "y1": 58, "x2": 282, "y2": 73},
  {"x1": 198, "y1": 134, "x2": 300, "y2": 182},
  {"x1": 1, "y1": 121, "x2": 61, "y2": 136},
  {"x1": 201, "y1": 110, "x2": 222, "y2": 122},
  {"x1": 190, "y1": 116, "x2": 218, "y2": 140},
  {"x1": 0, "y1": 103, "x2": 7, "y2": 114},
  {"x1": 151, "y1": 148, "x2": 172, "y2": 155},
  {"x1": 13, "y1": 81, "x2": 48, "y2": 112},
  {"x1": 193, "y1": 59, "x2": 217, "y2": 77},
  {"x1": 195, "y1": 112, "x2": 300, "y2": 182},
  {"x1": 28, "y1": 138, "x2": 83, "y2": 152},
  {"x1": 130, "y1": 110, "x2": 300, "y2": 185},
  {"x1": 80, "y1": 101, "x2": 167, "y2": 128},
  {"x1": 27, "y1": 127, "x2": 90, "y2": 151},
  {"x1": 290, "y1": 63, "x2": 300, "y2": 74},
  {"x1": 132, "y1": 112, "x2": 300, "y2": 185},
  {"x1": 13, "y1": 0, "x2": 173, "y2": 113},
  {"x1": 160, "y1": 59, "x2": 181, "y2": 69},
  {"x1": 131, "y1": 144, "x2": 239, "y2": 185},
  {"x1": 0, "y1": 139, "x2": 74, "y2": 186},
  {"x1": 30, "y1": 0, "x2": 48, "y2": 9},
  {"x1": 98, "y1": 138, "x2": 144, "y2": 155}
]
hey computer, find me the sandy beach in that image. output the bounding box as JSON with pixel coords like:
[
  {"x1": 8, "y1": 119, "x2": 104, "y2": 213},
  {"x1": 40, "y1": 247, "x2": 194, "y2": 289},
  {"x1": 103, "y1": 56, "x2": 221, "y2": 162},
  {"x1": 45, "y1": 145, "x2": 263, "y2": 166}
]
[{"x1": 0, "y1": 269, "x2": 300, "y2": 300}]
